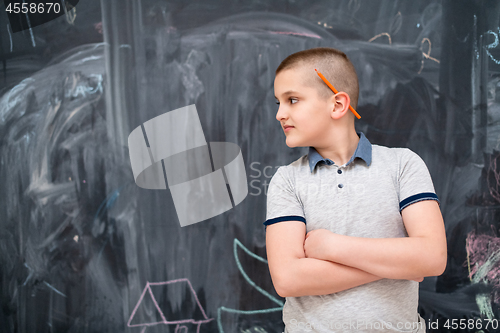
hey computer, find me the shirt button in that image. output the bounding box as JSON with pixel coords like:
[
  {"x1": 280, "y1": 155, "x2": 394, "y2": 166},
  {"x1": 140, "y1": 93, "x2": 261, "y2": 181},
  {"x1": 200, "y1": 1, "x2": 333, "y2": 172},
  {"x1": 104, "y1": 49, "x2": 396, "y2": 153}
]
[
  {"x1": 338, "y1": 184, "x2": 344, "y2": 188},
  {"x1": 337, "y1": 169, "x2": 342, "y2": 174}
]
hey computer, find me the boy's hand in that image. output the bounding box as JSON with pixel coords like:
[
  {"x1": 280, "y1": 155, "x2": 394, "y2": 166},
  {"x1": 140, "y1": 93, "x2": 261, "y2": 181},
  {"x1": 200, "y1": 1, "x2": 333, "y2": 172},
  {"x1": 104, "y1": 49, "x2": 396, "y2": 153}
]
[{"x1": 304, "y1": 229, "x2": 336, "y2": 261}]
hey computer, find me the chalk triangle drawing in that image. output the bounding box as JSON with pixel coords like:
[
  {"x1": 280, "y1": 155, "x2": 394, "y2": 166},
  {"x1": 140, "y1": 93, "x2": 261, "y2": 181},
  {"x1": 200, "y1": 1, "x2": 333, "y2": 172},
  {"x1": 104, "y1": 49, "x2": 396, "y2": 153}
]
[
  {"x1": 148, "y1": 280, "x2": 207, "y2": 322},
  {"x1": 128, "y1": 279, "x2": 213, "y2": 330},
  {"x1": 128, "y1": 283, "x2": 166, "y2": 327}
]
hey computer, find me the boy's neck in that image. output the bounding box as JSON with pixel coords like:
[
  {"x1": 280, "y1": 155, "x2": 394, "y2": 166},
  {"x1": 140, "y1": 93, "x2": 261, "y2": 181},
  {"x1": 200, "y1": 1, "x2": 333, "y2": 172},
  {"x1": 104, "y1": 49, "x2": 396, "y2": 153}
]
[{"x1": 313, "y1": 128, "x2": 360, "y2": 166}]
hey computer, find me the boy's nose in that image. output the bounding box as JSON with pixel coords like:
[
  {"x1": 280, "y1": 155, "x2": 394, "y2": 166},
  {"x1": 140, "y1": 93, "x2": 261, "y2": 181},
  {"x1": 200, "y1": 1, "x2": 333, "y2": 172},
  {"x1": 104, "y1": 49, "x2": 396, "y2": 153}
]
[{"x1": 276, "y1": 105, "x2": 287, "y2": 122}]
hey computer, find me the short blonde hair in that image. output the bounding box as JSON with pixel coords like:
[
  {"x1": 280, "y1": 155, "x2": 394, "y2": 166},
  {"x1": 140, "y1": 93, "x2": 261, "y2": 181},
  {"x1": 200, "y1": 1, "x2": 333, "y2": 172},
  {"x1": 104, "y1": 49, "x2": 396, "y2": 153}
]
[{"x1": 276, "y1": 47, "x2": 359, "y2": 109}]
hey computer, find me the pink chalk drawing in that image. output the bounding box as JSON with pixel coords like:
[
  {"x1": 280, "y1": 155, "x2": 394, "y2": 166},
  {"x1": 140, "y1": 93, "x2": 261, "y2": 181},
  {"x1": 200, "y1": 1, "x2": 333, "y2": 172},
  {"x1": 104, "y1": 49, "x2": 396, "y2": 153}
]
[
  {"x1": 466, "y1": 230, "x2": 500, "y2": 304},
  {"x1": 128, "y1": 278, "x2": 213, "y2": 333},
  {"x1": 94, "y1": 22, "x2": 102, "y2": 34}
]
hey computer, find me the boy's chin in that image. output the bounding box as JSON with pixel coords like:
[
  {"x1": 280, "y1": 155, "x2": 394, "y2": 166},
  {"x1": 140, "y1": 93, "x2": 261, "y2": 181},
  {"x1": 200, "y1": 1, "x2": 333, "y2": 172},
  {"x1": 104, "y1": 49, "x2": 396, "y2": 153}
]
[{"x1": 285, "y1": 139, "x2": 306, "y2": 148}]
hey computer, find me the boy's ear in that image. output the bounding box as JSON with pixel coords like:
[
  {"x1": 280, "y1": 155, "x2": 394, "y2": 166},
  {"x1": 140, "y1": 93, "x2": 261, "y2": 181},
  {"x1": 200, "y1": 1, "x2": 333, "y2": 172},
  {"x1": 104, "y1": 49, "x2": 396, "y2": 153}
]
[{"x1": 330, "y1": 92, "x2": 351, "y2": 120}]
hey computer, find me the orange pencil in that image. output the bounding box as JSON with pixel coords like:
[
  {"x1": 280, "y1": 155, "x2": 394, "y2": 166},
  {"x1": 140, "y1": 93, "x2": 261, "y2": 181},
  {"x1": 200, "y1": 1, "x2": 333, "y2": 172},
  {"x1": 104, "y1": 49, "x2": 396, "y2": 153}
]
[{"x1": 315, "y1": 69, "x2": 361, "y2": 119}]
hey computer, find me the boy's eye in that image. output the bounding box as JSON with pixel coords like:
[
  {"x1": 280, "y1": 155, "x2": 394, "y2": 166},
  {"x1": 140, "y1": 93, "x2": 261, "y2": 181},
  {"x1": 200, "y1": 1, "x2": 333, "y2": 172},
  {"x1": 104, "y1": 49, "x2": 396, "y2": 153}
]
[{"x1": 275, "y1": 98, "x2": 298, "y2": 105}]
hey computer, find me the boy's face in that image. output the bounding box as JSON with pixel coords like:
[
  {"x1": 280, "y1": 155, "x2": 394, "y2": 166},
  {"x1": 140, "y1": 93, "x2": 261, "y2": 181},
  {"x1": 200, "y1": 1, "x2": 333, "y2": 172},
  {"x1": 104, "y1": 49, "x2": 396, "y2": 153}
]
[{"x1": 274, "y1": 65, "x2": 333, "y2": 148}]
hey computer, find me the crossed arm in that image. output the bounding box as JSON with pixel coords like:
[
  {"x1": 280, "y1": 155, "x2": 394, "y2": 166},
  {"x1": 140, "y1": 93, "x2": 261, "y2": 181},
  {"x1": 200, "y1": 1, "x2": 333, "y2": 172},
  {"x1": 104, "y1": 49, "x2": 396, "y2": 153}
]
[{"x1": 266, "y1": 200, "x2": 447, "y2": 298}]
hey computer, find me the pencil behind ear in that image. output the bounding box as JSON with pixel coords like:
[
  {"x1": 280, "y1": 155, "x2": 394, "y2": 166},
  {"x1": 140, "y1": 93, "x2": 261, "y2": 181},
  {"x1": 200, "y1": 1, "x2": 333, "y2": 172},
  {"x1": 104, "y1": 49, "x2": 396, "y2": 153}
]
[{"x1": 315, "y1": 69, "x2": 361, "y2": 119}]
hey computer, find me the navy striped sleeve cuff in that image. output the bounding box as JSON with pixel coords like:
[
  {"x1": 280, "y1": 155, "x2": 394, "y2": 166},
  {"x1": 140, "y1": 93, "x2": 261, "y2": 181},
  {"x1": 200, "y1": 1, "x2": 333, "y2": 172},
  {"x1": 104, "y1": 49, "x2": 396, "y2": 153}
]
[
  {"x1": 263, "y1": 215, "x2": 306, "y2": 227},
  {"x1": 399, "y1": 192, "x2": 439, "y2": 212}
]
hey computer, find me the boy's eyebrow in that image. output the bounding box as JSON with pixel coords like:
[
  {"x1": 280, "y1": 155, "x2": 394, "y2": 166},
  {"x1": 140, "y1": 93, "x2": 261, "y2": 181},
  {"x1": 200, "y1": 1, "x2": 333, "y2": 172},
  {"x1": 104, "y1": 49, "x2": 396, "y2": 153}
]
[{"x1": 274, "y1": 90, "x2": 300, "y2": 99}]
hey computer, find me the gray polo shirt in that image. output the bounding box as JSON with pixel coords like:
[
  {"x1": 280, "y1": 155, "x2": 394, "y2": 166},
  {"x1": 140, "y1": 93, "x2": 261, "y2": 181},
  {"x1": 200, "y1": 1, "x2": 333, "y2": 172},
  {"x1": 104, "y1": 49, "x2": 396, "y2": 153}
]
[{"x1": 265, "y1": 133, "x2": 438, "y2": 333}]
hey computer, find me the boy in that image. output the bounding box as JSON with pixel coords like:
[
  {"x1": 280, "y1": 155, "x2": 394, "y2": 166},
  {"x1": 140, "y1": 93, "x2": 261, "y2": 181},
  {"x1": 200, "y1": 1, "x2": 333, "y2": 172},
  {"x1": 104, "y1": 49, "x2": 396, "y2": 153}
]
[{"x1": 265, "y1": 47, "x2": 447, "y2": 332}]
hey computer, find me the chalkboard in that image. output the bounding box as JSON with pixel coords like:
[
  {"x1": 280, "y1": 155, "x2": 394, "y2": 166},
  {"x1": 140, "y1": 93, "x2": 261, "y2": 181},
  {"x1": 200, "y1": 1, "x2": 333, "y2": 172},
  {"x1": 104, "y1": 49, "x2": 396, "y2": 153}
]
[{"x1": 1, "y1": 0, "x2": 500, "y2": 332}]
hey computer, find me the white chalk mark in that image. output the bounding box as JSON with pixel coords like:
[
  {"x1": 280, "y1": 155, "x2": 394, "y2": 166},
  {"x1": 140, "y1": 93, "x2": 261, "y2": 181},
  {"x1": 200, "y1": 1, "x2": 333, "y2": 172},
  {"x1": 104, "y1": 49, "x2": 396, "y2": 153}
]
[
  {"x1": 390, "y1": 12, "x2": 402, "y2": 36},
  {"x1": 317, "y1": 21, "x2": 332, "y2": 29},
  {"x1": 62, "y1": 0, "x2": 77, "y2": 24},
  {"x1": 7, "y1": 24, "x2": 13, "y2": 52},
  {"x1": 269, "y1": 31, "x2": 321, "y2": 39},
  {"x1": 44, "y1": 281, "x2": 67, "y2": 297},
  {"x1": 23, "y1": 263, "x2": 33, "y2": 286},
  {"x1": 22, "y1": 0, "x2": 36, "y2": 47},
  {"x1": 348, "y1": 0, "x2": 360, "y2": 14},
  {"x1": 472, "y1": 15, "x2": 479, "y2": 60}
]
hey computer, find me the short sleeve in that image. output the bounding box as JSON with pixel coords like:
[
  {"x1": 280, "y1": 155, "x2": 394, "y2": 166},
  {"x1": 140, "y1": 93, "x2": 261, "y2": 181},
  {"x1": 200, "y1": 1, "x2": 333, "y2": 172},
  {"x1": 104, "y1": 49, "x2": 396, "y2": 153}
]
[
  {"x1": 398, "y1": 149, "x2": 439, "y2": 212},
  {"x1": 264, "y1": 166, "x2": 306, "y2": 227}
]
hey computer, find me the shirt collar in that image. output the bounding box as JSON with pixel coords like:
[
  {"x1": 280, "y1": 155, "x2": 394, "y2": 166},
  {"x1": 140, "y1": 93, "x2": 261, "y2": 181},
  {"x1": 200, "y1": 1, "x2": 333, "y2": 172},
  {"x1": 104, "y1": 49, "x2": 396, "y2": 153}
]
[{"x1": 307, "y1": 132, "x2": 372, "y2": 173}]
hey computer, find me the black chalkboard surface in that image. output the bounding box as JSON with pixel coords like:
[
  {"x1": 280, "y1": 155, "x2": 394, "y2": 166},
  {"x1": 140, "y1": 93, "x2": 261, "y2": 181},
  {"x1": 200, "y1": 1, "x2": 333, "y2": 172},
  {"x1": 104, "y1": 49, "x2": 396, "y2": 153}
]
[{"x1": 2, "y1": 0, "x2": 500, "y2": 332}]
